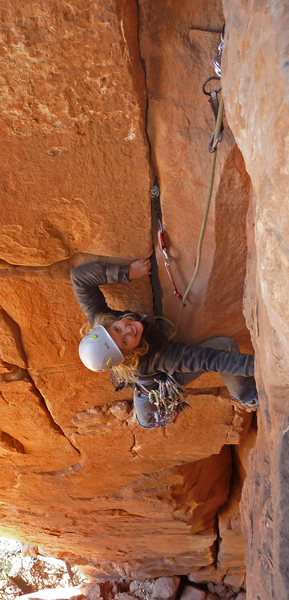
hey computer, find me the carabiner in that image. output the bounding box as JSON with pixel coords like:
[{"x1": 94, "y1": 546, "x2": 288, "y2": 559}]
[{"x1": 202, "y1": 76, "x2": 221, "y2": 96}]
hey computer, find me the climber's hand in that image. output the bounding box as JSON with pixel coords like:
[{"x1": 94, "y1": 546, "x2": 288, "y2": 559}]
[{"x1": 129, "y1": 258, "x2": 151, "y2": 280}]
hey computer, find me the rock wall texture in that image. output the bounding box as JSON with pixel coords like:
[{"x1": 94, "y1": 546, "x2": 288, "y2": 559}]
[
  {"x1": 222, "y1": 2, "x2": 289, "y2": 600},
  {"x1": 0, "y1": 1, "x2": 287, "y2": 599}
]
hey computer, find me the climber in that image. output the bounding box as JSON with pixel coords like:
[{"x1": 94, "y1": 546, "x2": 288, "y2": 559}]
[{"x1": 71, "y1": 258, "x2": 259, "y2": 428}]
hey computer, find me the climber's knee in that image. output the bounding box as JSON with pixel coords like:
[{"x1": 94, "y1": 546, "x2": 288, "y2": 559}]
[{"x1": 197, "y1": 336, "x2": 239, "y2": 353}]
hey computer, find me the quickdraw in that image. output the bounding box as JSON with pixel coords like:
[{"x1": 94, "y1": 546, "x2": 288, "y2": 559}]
[
  {"x1": 202, "y1": 76, "x2": 223, "y2": 152},
  {"x1": 213, "y1": 24, "x2": 225, "y2": 77},
  {"x1": 202, "y1": 24, "x2": 225, "y2": 152},
  {"x1": 135, "y1": 373, "x2": 190, "y2": 427},
  {"x1": 151, "y1": 182, "x2": 185, "y2": 305},
  {"x1": 110, "y1": 369, "x2": 190, "y2": 427}
]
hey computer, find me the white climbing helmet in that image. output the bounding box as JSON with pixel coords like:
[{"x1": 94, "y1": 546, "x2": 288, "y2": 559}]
[{"x1": 78, "y1": 325, "x2": 124, "y2": 372}]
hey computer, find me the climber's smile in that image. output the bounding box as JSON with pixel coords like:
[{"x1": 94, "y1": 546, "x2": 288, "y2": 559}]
[{"x1": 107, "y1": 319, "x2": 143, "y2": 352}]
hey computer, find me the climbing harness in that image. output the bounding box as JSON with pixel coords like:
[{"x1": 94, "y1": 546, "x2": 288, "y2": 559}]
[{"x1": 151, "y1": 182, "x2": 185, "y2": 305}]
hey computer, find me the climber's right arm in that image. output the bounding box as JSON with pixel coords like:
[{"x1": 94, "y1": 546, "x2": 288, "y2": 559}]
[
  {"x1": 71, "y1": 258, "x2": 151, "y2": 326},
  {"x1": 71, "y1": 261, "x2": 130, "y2": 325}
]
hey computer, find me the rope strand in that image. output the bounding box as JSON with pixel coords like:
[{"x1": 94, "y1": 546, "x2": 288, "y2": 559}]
[{"x1": 173, "y1": 95, "x2": 224, "y2": 336}]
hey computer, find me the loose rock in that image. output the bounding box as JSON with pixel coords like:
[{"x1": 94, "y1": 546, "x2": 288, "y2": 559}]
[
  {"x1": 207, "y1": 583, "x2": 216, "y2": 594},
  {"x1": 214, "y1": 584, "x2": 227, "y2": 596},
  {"x1": 180, "y1": 585, "x2": 206, "y2": 600},
  {"x1": 152, "y1": 576, "x2": 181, "y2": 600},
  {"x1": 223, "y1": 573, "x2": 245, "y2": 588},
  {"x1": 86, "y1": 582, "x2": 101, "y2": 600},
  {"x1": 115, "y1": 594, "x2": 137, "y2": 600}
]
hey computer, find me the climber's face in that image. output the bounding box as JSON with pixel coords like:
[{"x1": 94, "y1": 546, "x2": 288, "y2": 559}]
[{"x1": 107, "y1": 319, "x2": 143, "y2": 353}]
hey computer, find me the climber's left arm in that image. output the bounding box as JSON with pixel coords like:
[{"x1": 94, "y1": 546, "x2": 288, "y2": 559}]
[{"x1": 146, "y1": 340, "x2": 255, "y2": 378}]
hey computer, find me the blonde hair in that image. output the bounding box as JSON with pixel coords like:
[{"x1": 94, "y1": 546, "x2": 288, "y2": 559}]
[{"x1": 80, "y1": 313, "x2": 149, "y2": 384}]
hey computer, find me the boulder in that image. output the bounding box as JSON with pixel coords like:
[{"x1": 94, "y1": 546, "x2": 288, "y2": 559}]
[
  {"x1": 188, "y1": 570, "x2": 223, "y2": 585},
  {"x1": 180, "y1": 585, "x2": 206, "y2": 600},
  {"x1": 115, "y1": 594, "x2": 137, "y2": 600},
  {"x1": 223, "y1": 572, "x2": 245, "y2": 588},
  {"x1": 152, "y1": 577, "x2": 181, "y2": 600},
  {"x1": 235, "y1": 594, "x2": 246, "y2": 600}
]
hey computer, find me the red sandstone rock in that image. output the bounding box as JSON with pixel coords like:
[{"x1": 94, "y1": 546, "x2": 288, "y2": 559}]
[
  {"x1": 139, "y1": 0, "x2": 252, "y2": 350},
  {"x1": 188, "y1": 570, "x2": 223, "y2": 585},
  {"x1": 222, "y1": 2, "x2": 289, "y2": 600},
  {"x1": 115, "y1": 594, "x2": 137, "y2": 600},
  {"x1": 0, "y1": 1, "x2": 151, "y2": 266},
  {"x1": 217, "y1": 446, "x2": 247, "y2": 574},
  {"x1": 180, "y1": 585, "x2": 206, "y2": 600},
  {"x1": 0, "y1": 0, "x2": 258, "y2": 585},
  {"x1": 129, "y1": 581, "x2": 154, "y2": 599},
  {"x1": 16, "y1": 588, "x2": 86, "y2": 600},
  {"x1": 235, "y1": 594, "x2": 246, "y2": 600},
  {"x1": 84, "y1": 582, "x2": 101, "y2": 600},
  {"x1": 207, "y1": 584, "x2": 216, "y2": 595},
  {"x1": 213, "y1": 584, "x2": 226, "y2": 596},
  {"x1": 223, "y1": 572, "x2": 245, "y2": 589},
  {"x1": 152, "y1": 577, "x2": 180, "y2": 600}
]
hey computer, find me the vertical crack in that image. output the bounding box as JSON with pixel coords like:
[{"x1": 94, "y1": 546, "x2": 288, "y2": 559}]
[
  {"x1": 26, "y1": 369, "x2": 81, "y2": 457},
  {"x1": 0, "y1": 308, "x2": 81, "y2": 457},
  {"x1": 214, "y1": 445, "x2": 237, "y2": 569},
  {"x1": 135, "y1": 0, "x2": 164, "y2": 321},
  {"x1": 129, "y1": 431, "x2": 138, "y2": 458},
  {"x1": 135, "y1": 0, "x2": 153, "y2": 168},
  {"x1": 213, "y1": 512, "x2": 222, "y2": 568},
  {"x1": 0, "y1": 309, "x2": 27, "y2": 369}
]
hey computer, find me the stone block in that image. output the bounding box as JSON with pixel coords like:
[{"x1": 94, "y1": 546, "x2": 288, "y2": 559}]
[
  {"x1": 188, "y1": 570, "x2": 223, "y2": 585},
  {"x1": 223, "y1": 570, "x2": 245, "y2": 588},
  {"x1": 86, "y1": 582, "x2": 101, "y2": 600},
  {"x1": 214, "y1": 584, "x2": 227, "y2": 596},
  {"x1": 180, "y1": 585, "x2": 206, "y2": 600},
  {"x1": 207, "y1": 584, "x2": 216, "y2": 594},
  {"x1": 152, "y1": 577, "x2": 180, "y2": 600}
]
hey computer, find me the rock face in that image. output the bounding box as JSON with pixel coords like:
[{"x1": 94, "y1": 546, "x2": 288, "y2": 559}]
[
  {"x1": 222, "y1": 2, "x2": 289, "y2": 600},
  {"x1": 0, "y1": 0, "x2": 286, "y2": 598},
  {"x1": 139, "y1": 1, "x2": 252, "y2": 348}
]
